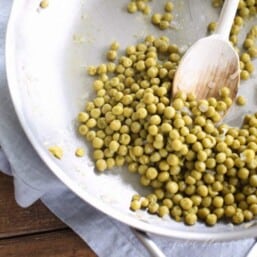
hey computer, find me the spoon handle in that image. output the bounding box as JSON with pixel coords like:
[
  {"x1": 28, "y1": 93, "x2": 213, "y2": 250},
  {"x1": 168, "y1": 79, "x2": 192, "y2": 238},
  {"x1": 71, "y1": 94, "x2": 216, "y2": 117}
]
[
  {"x1": 215, "y1": 0, "x2": 240, "y2": 40},
  {"x1": 132, "y1": 229, "x2": 166, "y2": 257}
]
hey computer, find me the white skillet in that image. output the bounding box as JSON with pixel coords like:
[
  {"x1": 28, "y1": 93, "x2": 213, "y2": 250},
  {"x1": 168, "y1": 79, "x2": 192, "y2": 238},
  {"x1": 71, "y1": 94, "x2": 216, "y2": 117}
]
[{"x1": 5, "y1": 1, "x2": 257, "y2": 253}]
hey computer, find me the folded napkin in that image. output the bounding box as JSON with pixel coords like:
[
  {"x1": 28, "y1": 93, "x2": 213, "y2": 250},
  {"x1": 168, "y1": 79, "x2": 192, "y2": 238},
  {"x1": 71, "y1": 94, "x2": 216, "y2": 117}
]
[{"x1": 0, "y1": 1, "x2": 256, "y2": 256}]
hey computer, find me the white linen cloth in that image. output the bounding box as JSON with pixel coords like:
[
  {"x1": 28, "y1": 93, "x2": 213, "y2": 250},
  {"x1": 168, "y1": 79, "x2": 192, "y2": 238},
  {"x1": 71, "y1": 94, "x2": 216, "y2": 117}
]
[{"x1": 0, "y1": 1, "x2": 256, "y2": 256}]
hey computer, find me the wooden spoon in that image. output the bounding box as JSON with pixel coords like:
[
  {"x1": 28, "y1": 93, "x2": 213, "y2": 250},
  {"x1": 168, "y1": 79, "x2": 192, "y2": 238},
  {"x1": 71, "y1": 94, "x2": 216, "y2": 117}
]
[{"x1": 173, "y1": 0, "x2": 240, "y2": 101}]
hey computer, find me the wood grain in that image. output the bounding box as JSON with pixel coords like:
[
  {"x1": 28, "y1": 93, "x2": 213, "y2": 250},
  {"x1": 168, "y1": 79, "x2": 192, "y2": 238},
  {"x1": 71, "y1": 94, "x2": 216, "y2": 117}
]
[
  {"x1": 0, "y1": 172, "x2": 98, "y2": 256},
  {"x1": 0, "y1": 173, "x2": 66, "y2": 238},
  {"x1": 0, "y1": 230, "x2": 97, "y2": 257}
]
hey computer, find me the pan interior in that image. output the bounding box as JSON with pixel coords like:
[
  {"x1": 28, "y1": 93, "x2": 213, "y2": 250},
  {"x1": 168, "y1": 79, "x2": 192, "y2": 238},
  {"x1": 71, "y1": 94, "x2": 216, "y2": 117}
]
[{"x1": 6, "y1": 0, "x2": 257, "y2": 239}]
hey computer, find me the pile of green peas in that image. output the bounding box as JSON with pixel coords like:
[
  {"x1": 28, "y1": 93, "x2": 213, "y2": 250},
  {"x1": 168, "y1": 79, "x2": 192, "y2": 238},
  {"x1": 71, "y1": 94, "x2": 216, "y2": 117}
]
[
  {"x1": 210, "y1": 0, "x2": 257, "y2": 80},
  {"x1": 151, "y1": 2, "x2": 174, "y2": 30},
  {"x1": 78, "y1": 33, "x2": 257, "y2": 226},
  {"x1": 127, "y1": 1, "x2": 174, "y2": 30},
  {"x1": 127, "y1": 0, "x2": 151, "y2": 15}
]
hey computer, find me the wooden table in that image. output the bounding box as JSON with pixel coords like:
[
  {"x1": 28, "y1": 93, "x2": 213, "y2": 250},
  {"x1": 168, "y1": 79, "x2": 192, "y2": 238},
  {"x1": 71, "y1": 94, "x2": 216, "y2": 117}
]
[{"x1": 0, "y1": 172, "x2": 97, "y2": 257}]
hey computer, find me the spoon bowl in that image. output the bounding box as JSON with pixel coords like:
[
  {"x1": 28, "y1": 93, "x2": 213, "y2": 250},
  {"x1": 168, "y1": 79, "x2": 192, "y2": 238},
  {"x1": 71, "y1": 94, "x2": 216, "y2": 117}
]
[
  {"x1": 173, "y1": 35, "x2": 240, "y2": 100},
  {"x1": 173, "y1": 0, "x2": 240, "y2": 102}
]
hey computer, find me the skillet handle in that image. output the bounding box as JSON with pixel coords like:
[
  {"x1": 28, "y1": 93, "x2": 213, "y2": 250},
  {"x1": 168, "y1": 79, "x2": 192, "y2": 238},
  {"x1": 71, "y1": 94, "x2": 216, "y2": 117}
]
[{"x1": 132, "y1": 228, "x2": 166, "y2": 257}]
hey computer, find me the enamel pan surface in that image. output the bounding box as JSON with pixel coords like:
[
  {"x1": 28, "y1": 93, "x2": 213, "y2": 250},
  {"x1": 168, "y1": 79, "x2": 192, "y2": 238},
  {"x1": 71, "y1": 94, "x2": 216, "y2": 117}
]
[{"x1": 6, "y1": 0, "x2": 257, "y2": 240}]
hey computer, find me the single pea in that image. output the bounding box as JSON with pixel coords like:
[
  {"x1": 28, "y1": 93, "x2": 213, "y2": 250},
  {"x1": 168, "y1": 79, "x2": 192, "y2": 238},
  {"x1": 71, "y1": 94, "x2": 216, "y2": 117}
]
[
  {"x1": 212, "y1": 181, "x2": 223, "y2": 192},
  {"x1": 216, "y1": 164, "x2": 227, "y2": 174},
  {"x1": 164, "y1": 106, "x2": 175, "y2": 119},
  {"x1": 148, "y1": 202, "x2": 159, "y2": 214},
  {"x1": 216, "y1": 101, "x2": 227, "y2": 112},
  {"x1": 166, "y1": 181, "x2": 179, "y2": 194},
  {"x1": 180, "y1": 198, "x2": 193, "y2": 210},
  {"x1": 132, "y1": 146, "x2": 143, "y2": 157},
  {"x1": 206, "y1": 214, "x2": 217, "y2": 226},
  {"x1": 146, "y1": 167, "x2": 158, "y2": 180},
  {"x1": 78, "y1": 124, "x2": 89, "y2": 135},
  {"x1": 248, "y1": 46, "x2": 257, "y2": 58},
  {"x1": 203, "y1": 173, "x2": 215, "y2": 185},
  {"x1": 234, "y1": 16, "x2": 244, "y2": 26},
  {"x1": 201, "y1": 196, "x2": 212, "y2": 208},
  {"x1": 245, "y1": 61, "x2": 254, "y2": 74},
  {"x1": 158, "y1": 171, "x2": 170, "y2": 182},
  {"x1": 105, "y1": 158, "x2": 115, "y2": 169},
  {"x1": 197, "y1": 185, "x2": 208, "y2": 197},
  {"x1": 224, "y1": 205, "x2": 236, "y2": 217},
  {"x1": 87, "y1": 65, "x2": 97, "y2": 76},
  {"x1": 194, "y1": 116, "x2": 206, "y2": 126},
  {"x1": 247, "y1": 195, "x2": 257, "y2": 205},
  {"x1": 167, "y1": 154, "x2": 179, "y2": 166},
  {"x1": 75, "y1": 148, "x2": 85, "y2": 157},
  {"x1": 208, "y1": 22, "x2": 217, "y2": 32},
  {"x1": 127, "y1": 2, "x2": 138, "y2": 13},
  {"x1": 130, "y1": 200, "x2": 141, "y2": 211},
  {"x1": 136, "y1": 107, "x2": 148, "y2": 119},
  {"x1": 197, "y1": 151, "x2": 208, "y2": 162},
  {"x1": 106, "y1": 50, "x2": 117, "y2": 61},
  {"x1": 160, "y1": 123, "x2": 172, "y2": 134},
  {"x1": 165, "y1": 1, "x2": 174, "y2": 12},
  {"x1": 149, "y1": 115, "x2": 161, "y2": 125},
  {"x1": 144, "y1": 93, "x2": 156, "y2": 106},
  {"x1": 238, "y1": 7, "x2": 250, "y2": 18},
  {"x1": 140, "y1": 176, "x2": 151, "y2": 186},
  {"x1": 162, "y1": 12, "x2": 173, "y2": 22},
  {"x1": 212, "y1": 196, "x2": 224, "y2": 208},
  {"x1": 241, "y1": 52, "x2": 251, "y2": 63},
  {"x1": 244, "y1": 38, "x2": 254, "y2": 49},
  {"x1": 93, "y1": 150, "x2": 104, "y2": 160},
  {"x1": 170, "y1": 53, "x2": 181, "y2": 62},
  {"x1": 243, "y1": 210, "x2": 253, "y2": 221},
  {"x1": 238, "y1": 167, "x2": 250, "y2": 180},
  {"x1": 86, "y1": 131, "x2": 96, "y2": 141},
  {"x1": 249, "y1": 175, "x2": 257, "y2": 187},
  {"x1": 151, "y1": 13, "x2": 162, "y2": 25},
  {"x1": 236, "y1": 96, "x2": 246, "y2": 106},
  {"x1": 40, "y1": 0, "x2": 49, "y2": 8},
  {"x1": 232, "y1": 211, "x2": 244, "y2": 224},
  {"x1": 216, "y1": 153, "x2": 226, "y2": 163},
  {"x1": 186, "y1": 134, "x2": 197, "y2": 144},
  {"x1": 184, "y1": 213, "x2": 197, "y2": 225},
  {"x1": 170, "y1": 139, "x2": 183, "y2": 151},
  {"x1": 194, "y1": 161, "x2": 206, "y2": 172},
  {"x1": 162, "y1": 198, "x2": 173, "y2": 209},
  {"x1": 96, "y1": 159, "x2": 107, "y2": 172},
  {"x1": 240, "y1": 70, "x2": 250, "y2": 80},
  {"x1": 136, "y1": 1, "x2": 146, "y2": 12},
  {"x1": 92, "y1": 137, "x2": 104, "y2": 149},
  {"x1": 173, "y1": 118, "x2": 185, "y2": 129},
  {"x1": 148, "y1": 125, "x2": 159, "y2": 136},
  {"x1": 243, "y1": 149, "x2": 255, "y2": 162},
  {"x1": 169, "y1": 129, "x2": 180, "y2": 140},
  {"x1": 142, "y1": 5, "x2": 151, "y2": 15},
  {"x1": 172, "y1": 98, "x2": 184, "y2": 110},
  {"x1": 197, "y1": 208, "x2": 210, "y2": 219},
  {"x1": 213, "y1": 208, "x2": 224, "y2": 219},
  {"x1": 180, "y1": 127, "x2": 190, "y2": 136},
  {"x1": 158, "y1": 205, "x2": 170, "y2": 217},
  {"x1": 110, "y1": 120, "x2": 121, "y2": 131},
  {"x1": 86, "y1": 118, "x2": 97, "y2": 128},
  {"x1": 77, "y1": 112, "x2": 89, "y2": 123},
  {"x1": 147, "y1": 66, "x2": 159, "y2": 78},
  {"x1": 202, "y1": 138, "x2": 213, "y2": 148},
  {"x1": 205, "y1": 158, "x2": 216, "y2": 170}
]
